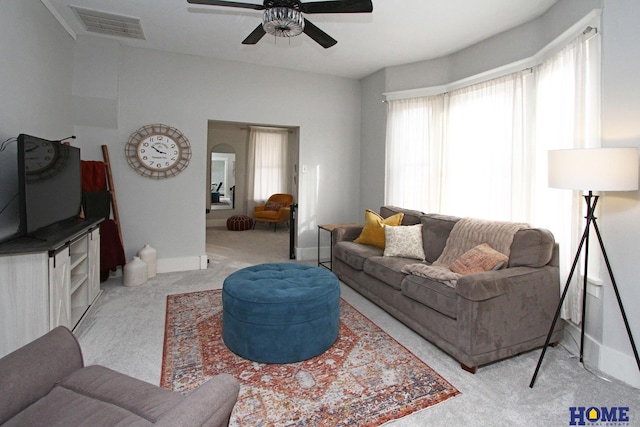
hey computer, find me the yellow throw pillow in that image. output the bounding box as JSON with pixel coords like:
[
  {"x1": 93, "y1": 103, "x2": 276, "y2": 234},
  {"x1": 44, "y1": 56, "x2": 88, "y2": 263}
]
[
  {"x1": 449, "y1": 243, "x2": 508, "y2": 275},
  {"x1": 354, "y1": 209, "x2": 404, "y2": 249}
]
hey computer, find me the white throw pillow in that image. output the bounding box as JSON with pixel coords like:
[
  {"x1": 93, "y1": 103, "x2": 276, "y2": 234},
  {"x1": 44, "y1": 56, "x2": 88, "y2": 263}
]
[{"x1": 384, "y1": 224, "x2": 426, "y2": 261}]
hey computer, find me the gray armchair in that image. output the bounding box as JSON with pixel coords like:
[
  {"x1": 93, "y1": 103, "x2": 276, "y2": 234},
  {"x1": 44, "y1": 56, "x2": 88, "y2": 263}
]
[{"x1": 0, "y1": 326, "x2": 239, "y2": 426}]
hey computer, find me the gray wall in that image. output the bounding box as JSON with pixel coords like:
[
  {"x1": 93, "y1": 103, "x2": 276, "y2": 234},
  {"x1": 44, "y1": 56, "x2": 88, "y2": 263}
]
[
  {"x1": 599, "y1": 0, "x2": 640, "y2": 387},
  {"x1": 2, "y1": 1, "x2": 362, "y2": 269},
  {"x1": 0, "y1": 1, "x2": 75, "y2": 141},
  {"x1": 359, "y1": 69, "x2": 387, "y2": 214},
  {"x1": 72, "y1": 40, "x2": 362, "y2": 267}
]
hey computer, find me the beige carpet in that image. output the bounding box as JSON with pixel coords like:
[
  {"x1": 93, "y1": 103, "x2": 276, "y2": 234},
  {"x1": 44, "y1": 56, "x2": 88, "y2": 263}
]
[
  {"x1": 75, "y1": 226, "x2": 640, "y2": 426},
  {"x1": 206, "y1": 225, "x2": 291, "y2": 265}
]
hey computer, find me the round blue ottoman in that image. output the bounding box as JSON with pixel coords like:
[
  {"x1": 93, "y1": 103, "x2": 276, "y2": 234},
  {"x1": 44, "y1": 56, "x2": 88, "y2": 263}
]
[{"x1": 222, "y1": 263, "x2": 340, "y2": 364}]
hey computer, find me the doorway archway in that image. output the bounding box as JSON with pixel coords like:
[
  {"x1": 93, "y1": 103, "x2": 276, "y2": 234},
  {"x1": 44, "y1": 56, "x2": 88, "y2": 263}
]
[{"x1": 205, "y1": 120, "x2": 299, "y2": 228}]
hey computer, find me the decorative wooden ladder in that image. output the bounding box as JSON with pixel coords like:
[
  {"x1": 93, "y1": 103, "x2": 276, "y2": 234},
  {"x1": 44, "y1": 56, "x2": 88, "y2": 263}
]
[{"x1": 101, "y1": 145, "x2": 124, "y2": 247}]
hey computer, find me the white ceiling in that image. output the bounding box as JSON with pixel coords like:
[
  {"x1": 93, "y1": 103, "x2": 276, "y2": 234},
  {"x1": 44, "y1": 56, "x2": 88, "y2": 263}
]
[{"x1": 43, "y1": 0, "x2": 558, "y2": 79}]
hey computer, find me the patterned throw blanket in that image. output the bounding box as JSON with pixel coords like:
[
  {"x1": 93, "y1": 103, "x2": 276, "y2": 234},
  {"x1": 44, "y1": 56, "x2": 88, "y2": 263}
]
[{"x1": 402, "y1": 218, "x2": 528, "y2": 288}]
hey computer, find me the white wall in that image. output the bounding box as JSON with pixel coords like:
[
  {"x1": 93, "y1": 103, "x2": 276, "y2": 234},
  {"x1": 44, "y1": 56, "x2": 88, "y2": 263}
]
[
  {"x1": 598, "y1": 0, "x2": 640, "y2": 387},
  {"x1": 359, "y1": 69, "x2": 386, "y2": 213},
  {"x1": 72, "y1": 41, "x2": 362, "y2": 268},
  {"x1": 0, "y1": 0, "x2": 75, "y2": 141}
]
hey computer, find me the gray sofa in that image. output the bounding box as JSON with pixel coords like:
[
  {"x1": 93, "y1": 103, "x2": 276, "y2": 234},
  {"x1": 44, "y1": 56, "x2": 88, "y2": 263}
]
[
  {"x1": 0, "y1": 326, "x2": 240, "y2": 426},
  {"x1": 332, "y1": 206, "x2": 563, "y2": 373}
]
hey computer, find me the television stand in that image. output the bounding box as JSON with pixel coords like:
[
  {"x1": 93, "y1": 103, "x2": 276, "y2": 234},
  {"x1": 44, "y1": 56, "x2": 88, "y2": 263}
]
[{"x1": 0, "y1": 218, "x2": 102, "y2": 358}]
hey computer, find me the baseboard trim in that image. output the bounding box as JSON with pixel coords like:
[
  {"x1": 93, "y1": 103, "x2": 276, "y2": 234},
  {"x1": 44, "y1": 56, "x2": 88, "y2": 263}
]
[
  {"x1": 563, "y1": 321, "x2": 640, "y2": 388},
  {"x1": 599, "y1": 345, "x2": 640, "y2": 388},
  {"x1": 206, "y1": 219, "x2": 227, "y2": 227},
  {"x1": 562, "y1": 321, "x2": 601, "y2": 364},
  {"x1": 297, "y1": 246, "x2": 319, "y2": 263},
  {"x1": 157, "y1": 256, "x2": 206, "y2": 273}
]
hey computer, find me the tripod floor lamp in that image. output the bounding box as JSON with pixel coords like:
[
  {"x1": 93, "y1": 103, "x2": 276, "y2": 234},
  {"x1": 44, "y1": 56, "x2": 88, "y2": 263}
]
[{"x1": 530, "y1": 147, "x2": 640, "y2": 388}]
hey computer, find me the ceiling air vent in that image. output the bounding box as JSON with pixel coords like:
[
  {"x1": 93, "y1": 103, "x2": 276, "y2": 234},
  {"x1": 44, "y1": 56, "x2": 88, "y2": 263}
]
[{"x1": 70, "y1": 6, "x2": 145, "y2": 40}]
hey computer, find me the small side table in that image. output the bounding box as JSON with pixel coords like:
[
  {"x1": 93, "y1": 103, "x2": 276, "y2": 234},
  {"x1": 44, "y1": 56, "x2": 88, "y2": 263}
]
[{"x1": 318, "y1": 223, "x2": 361, "y2": 270}]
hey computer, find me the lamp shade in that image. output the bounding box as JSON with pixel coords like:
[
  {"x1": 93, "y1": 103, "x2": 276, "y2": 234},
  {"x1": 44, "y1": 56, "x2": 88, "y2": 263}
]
[{"x1": 548, "y1": 148, "x2": 639, "y2": 191}]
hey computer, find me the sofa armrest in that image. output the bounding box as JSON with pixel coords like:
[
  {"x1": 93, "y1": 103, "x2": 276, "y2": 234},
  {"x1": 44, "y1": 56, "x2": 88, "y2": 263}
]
[
  {"x1": 0, "y1": 326, "x2": 84, "y2": 425},
  {"x1": 333, "y1": 226, "x2": 363, "y2": 243},
  {"x1": 456, "y1": 266, "x2": 559, "y2": 301},
  {"x1": 154, "y1": 374, "x2": 240, "y2": 427}
]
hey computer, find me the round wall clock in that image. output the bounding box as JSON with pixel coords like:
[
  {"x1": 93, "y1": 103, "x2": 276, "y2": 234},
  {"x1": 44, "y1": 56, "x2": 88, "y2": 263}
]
[{"x1": 125, "y1": 124, "x2": 192, "y2": 179}]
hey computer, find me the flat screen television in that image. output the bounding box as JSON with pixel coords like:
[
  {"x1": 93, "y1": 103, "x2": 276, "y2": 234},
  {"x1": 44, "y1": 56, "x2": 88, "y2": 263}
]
[
  {"x1": 0, "y1": 134, "x2": 82, "y2": 243},
  {"x1": 0, "y1": 138, "x2": 24, "y2": 243}
]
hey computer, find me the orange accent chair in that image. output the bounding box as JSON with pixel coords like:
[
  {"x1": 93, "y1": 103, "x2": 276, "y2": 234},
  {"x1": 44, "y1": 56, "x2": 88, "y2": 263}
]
[{"x1": 253, "y1": 194, "x2": 294, "y2": 231}]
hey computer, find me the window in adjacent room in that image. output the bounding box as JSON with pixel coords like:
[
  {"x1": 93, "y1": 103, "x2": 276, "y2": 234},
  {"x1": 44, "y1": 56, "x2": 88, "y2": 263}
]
[{"x1": 247, "y1": 126, "x2": 289, "y2": 209}]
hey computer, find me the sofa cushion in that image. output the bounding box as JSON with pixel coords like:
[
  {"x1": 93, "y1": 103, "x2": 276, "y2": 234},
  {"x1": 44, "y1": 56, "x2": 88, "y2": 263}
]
[
  {"x1": 3, "y1": 386, "x2": 152, "y2": 427},
  {"x1": 59, "y1": 365, "x2": 183, "y2": 423},
  {"x1": 380, "y1": 206, "x2": 424, "y2": 225},
  {"x1": 509, "y1": 228, "x2": 555, "y2": 267},
  {"x1": 401, "y1": 274, "x2": 458, "y2": 319},
  {"x1": 354, "y1": 209, "x2": 404, "y2": 249},
  {"x1": 334, "y1": 241, "x2": 383, "y2": 271},
  {"x1": 420, "y1": 214, "x2": 460, "y2": 263},
  {"x1": 449, "y1": 243, "x2": 508, "y2": 275},
  {"x1": 363, "y1": 256, "x2": 418, "y2": 291},
  {"x1": 384, "y1": 224, "x2": 426, "y2": 260}
]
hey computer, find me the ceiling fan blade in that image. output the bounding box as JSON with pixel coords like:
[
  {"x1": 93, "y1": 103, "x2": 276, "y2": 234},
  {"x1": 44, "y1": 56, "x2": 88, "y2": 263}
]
[
  {"x1": 303, "y1": 18, "x2": 337, "y2": 49},
  {"x1": 300, "y1": 0, "x2": 372, "y2": 14},
  {"x1": 242, "y1": 24, "x2": 267, "y2": 44},
  {"x1": 187, "y1": 0, "x2": 265, "y2": 11}
]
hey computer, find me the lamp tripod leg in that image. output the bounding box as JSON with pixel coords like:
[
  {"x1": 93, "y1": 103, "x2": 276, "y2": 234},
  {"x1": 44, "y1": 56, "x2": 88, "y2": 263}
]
[
  {"x1": 530, "y1": 217, "x2": 590, "y2": 387},
  {"x1": 531, "y1": 192, "x2": 640, "y2": 387}
]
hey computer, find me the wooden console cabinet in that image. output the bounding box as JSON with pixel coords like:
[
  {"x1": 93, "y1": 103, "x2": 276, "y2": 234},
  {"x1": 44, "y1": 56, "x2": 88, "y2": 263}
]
[{"x1": 0, "y1": 219, "x2": 102, "y2": 358}]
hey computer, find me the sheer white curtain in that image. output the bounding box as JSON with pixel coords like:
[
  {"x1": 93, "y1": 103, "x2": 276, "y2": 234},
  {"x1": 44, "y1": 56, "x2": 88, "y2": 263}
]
[
  {"x1": 531, "y1": 34, "x2": 601, "y2": 322},
  {"x1": 440, "y1": 73, "x2": 525, "y2": 220},
  {"x1": 385, "y1": 96, "x2": 444, "y2": 211},
  {"x1": 246, "y1": 127, "x2": 288, "y2": 212},
  {"x1": 384, "y1": 32, "x2": 601, "y2": 322}
]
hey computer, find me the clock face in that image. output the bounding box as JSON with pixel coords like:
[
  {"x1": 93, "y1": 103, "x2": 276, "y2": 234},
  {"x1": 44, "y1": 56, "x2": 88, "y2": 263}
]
[
  {"x1": 25, "y1": 139, "x2": 57, "y2": 174},
  {"x1": 23, "y1": 138, "x2": 70, "y2": 182},
  {"x1": 136, "y1": 135, "x2": 180, "y2": 170},
  {"x1": 126, "y1": 124, "x2": 191, "y2": 179}
]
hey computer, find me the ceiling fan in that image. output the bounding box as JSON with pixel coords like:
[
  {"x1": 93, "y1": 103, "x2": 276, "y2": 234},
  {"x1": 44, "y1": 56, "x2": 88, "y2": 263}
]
[{"x1": 186, "y1": 0, "x2": 373, "y2": 48}]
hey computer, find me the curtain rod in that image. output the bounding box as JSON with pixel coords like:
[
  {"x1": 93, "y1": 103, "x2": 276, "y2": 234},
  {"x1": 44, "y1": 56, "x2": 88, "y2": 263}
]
[{"x1": 240, "y1": 126, "x2": 294, "y2": 133}]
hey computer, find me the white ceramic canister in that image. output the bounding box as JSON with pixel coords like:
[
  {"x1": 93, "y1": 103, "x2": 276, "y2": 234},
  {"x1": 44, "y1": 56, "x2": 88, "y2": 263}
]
[
  {"x1": 137, "y1": 244, "x2": 157, "y2": 278},
  {"x1": 123, "y1": 256, "x2": 148, "y2": 287}
]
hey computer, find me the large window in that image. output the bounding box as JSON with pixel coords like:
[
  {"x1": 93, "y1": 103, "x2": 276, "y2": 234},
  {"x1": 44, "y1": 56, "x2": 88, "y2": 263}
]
[{"x1": 385, "y1": 32, "x2": 601, "y2": 321}]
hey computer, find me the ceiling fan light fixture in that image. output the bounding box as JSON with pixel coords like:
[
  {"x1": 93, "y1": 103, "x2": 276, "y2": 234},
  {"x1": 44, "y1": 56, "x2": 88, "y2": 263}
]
[{"x1": 262, "y1": 7, "x2": 304, "y2": 38}]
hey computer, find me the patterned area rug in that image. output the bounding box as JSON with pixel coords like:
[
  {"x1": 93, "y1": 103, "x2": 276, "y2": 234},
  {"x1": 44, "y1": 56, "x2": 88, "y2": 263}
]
[{"x1": 161, "y1": 290, "x2": 459, "y2": 426}]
